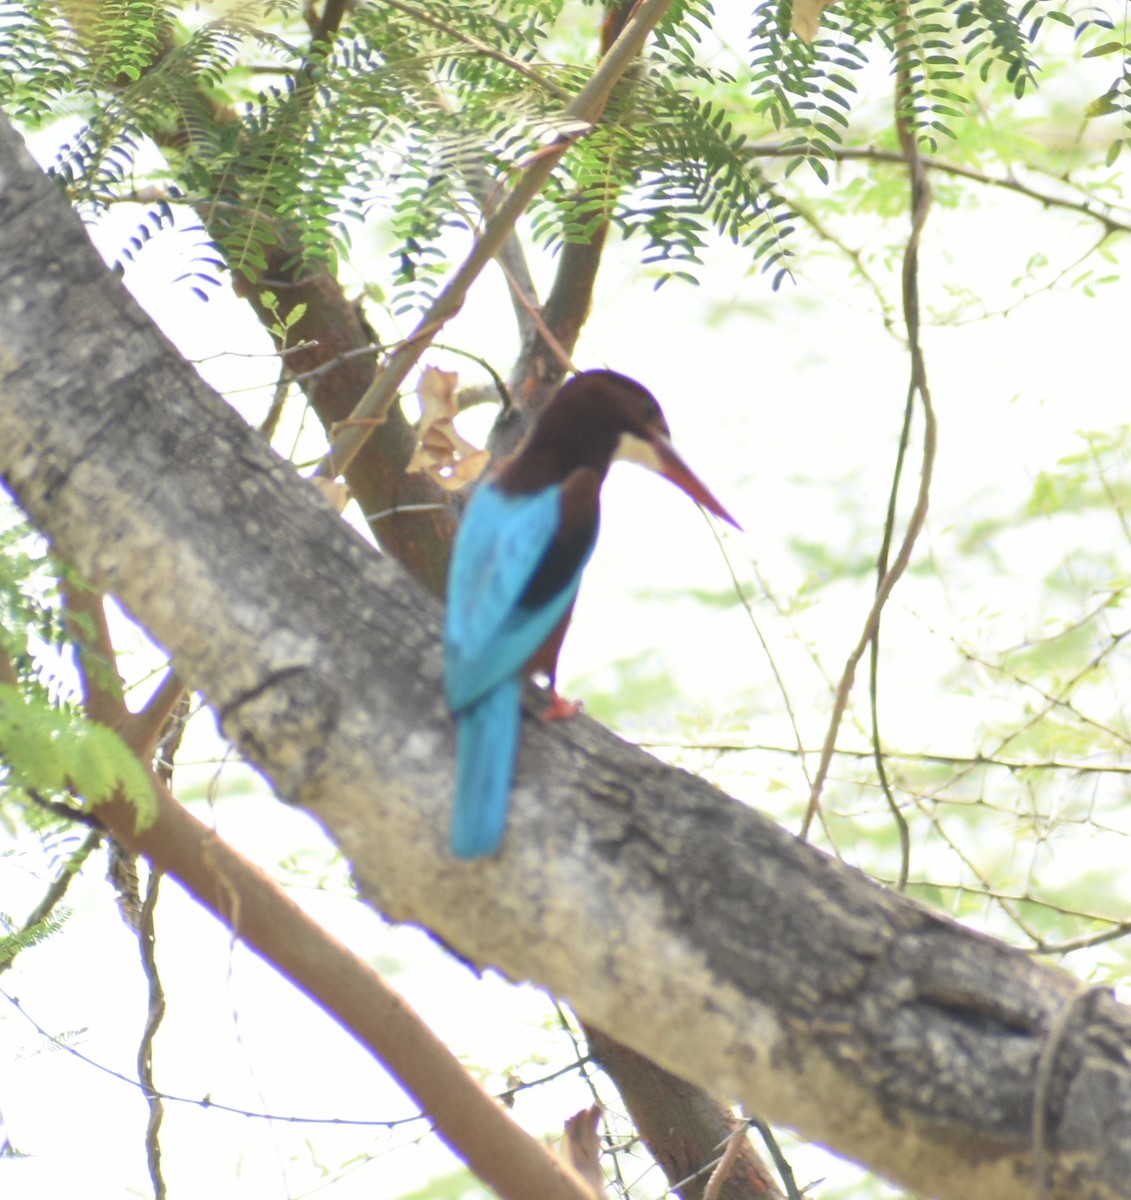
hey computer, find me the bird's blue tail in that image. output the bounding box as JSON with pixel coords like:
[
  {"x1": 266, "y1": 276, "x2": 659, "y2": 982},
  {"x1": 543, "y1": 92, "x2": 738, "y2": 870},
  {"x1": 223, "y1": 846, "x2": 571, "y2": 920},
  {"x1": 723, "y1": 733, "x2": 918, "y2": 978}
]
[{"x1": 451, "y1": 676, "x2": 523, "y2": 859}]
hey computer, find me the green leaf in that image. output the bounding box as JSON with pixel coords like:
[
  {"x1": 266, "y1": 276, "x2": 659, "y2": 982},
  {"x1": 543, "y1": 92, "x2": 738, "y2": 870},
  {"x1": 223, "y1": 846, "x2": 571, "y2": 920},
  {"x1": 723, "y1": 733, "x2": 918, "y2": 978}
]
[
  {"x1": 0, "y1": 685, "x2": 156, "y2": 829},
  {"x1": 1083, "y1": 41, "x2": 1125, "y2": 59}
]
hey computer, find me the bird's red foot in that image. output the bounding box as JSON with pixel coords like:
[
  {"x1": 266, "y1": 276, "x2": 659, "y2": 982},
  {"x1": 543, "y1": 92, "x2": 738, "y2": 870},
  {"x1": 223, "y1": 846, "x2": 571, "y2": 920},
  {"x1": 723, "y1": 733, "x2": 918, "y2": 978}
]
[{"x1": 540, "y1": 690, "x2": 583, "y2": 722}]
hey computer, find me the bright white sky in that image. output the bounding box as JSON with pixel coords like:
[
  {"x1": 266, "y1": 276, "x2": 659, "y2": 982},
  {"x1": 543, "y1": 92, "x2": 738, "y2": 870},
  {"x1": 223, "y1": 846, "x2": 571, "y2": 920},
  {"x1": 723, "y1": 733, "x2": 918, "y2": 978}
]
[{"x1": 3, "y1": 14, "x2": 1131, "y2": 1200}]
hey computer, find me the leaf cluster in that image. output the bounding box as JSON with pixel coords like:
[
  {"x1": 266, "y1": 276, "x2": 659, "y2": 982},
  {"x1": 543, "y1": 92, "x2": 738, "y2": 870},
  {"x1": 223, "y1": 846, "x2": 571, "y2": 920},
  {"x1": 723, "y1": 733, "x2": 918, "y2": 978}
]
[
  {"x1": 0, "y1": 524, "x2": 154, "y2": 831},
  {"x1": 0, "y1": 684, "x2": 155, "y2": 825},
  {"x1": 0, "y1": 0, "x2": 1126, "y2": 299},
  {"x1": 749, "y1": 0, "x2": 1127, "y2": 166},
  {"x1": 0, "y1": 910, "x2": 65, "y2": 968}
]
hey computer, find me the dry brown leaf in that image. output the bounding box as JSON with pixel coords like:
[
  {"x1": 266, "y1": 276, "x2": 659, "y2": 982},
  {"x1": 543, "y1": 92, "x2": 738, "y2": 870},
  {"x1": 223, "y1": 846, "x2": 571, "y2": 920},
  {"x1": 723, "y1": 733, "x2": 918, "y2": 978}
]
[
  {"x1": 406, "y1": 366, "x2": 491, "y2": 491},
  {"x1": 791, "y1": 0, "x2": 836, "y2": 41}
]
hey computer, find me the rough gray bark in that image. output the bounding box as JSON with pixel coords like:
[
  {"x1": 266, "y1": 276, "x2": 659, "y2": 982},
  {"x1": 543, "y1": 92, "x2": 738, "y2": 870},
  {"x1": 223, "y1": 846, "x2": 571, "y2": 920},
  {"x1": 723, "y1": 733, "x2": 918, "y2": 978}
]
[{"x1": 2, "y1": 116, "x2": 1130, "y2": 1200}]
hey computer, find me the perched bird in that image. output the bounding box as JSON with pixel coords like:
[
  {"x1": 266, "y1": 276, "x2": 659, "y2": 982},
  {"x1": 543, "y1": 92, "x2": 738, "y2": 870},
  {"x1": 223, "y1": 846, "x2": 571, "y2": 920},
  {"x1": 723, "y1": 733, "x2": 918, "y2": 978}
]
[{"x1": 443, "y1": 369, "x2": 739, "y2": 859}]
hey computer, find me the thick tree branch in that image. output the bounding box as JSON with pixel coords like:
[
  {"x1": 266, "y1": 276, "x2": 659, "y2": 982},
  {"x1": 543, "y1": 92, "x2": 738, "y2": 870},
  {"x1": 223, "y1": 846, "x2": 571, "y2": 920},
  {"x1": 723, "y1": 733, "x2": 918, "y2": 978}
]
[{"x1": 3, "y1": 113, "x2": 1131, "y2": 1200}]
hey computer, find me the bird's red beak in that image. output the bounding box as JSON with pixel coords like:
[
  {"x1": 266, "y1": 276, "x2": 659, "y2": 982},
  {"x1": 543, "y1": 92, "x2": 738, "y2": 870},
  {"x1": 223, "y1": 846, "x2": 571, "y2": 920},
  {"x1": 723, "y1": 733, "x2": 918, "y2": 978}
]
[
  {"x1": 615, "y1": 427, "x2": 741, "y2": 529},
  {"x1": 652, "y1": 434, "x2": 742, "y2": 530}
]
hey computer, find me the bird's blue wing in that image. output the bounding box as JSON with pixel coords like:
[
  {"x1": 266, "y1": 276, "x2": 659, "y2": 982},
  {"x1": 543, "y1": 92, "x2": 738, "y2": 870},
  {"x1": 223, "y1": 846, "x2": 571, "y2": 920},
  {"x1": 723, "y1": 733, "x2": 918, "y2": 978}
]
[{"x1": 444, "y1": 483, "x2": 585, "y2": 712}]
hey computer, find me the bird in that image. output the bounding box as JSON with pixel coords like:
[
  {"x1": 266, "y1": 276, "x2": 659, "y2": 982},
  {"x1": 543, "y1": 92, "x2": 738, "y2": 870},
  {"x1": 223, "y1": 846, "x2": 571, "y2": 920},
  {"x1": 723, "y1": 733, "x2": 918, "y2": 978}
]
[{"x1": 443, "y1": 369, "x2": 740, "y2": 859}]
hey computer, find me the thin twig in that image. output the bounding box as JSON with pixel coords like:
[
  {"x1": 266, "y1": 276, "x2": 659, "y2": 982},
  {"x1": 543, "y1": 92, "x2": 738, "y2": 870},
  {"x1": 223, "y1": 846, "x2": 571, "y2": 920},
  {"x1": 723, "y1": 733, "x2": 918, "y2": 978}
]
[
  {"x1": 749, "y1": 1119, "x2": 804, "y2": 1200},
  {"x1": 3, "y1": 984, "x2": 591, "y2": 1129},
  {"x1": 801, "y1": 39, "x2": 938, "y2": 843},
  {"x1": 785, "y1": 196, "x2": 901, "y2": 337},
  {"x1": 0, "y1": 828, "x2": 103, "y2": 977},
  {"x1": 375, "y1": 0, "x2": 573, "y2": 102},
  {"x1": 635, "y1": 738, "x2": 1131, "y2": 776},
  {"x1": 702, "y1": 1124, "x2": 747, "y2": 1200},
  {"x1": 1030, "y1": 923, "x2": 1131, "y2": 956},
  {"x1": 555, "y1": 1004, "x2": 626, "y2": 1195},
  {"x1": 137, "y1": 868, "x2": 167, "y2": 1199},
  {"x1": 705, "y1": 520, "x2": 823, "y2": 835}
]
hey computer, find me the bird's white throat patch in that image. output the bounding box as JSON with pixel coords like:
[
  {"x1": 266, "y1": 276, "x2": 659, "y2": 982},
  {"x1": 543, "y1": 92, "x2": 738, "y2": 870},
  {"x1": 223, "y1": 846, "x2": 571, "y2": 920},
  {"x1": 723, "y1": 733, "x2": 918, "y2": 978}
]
[{"x1": 613, "y1": 431, "x2": 665, "y2": 473}]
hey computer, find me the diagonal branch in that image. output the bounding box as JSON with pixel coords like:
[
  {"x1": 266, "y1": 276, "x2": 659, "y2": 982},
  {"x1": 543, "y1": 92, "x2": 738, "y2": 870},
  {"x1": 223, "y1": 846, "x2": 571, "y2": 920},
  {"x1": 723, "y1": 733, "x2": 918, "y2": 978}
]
[
  {"x1": 316, "y1": 0, "x2": 679, "y2": 480},
  {"x1": 87, "y1": 775, "x2": 595, "y2": 1200},
  {"x1": 126, "y1": 668, "x2": 188, "y2": 760},
  {"x1": 60, "y1": 575, "x2": 129, "y2": 729},
  {"x1": 0, "y1": 827, "x2": 103, "y2": 978}
]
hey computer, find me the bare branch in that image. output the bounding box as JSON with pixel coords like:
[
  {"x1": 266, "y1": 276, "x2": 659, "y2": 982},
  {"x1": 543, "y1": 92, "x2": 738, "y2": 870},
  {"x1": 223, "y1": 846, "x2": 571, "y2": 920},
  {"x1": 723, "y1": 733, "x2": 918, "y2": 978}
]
[{"x1": 126, "y1": 669, "x2": 188, "y2": 760}]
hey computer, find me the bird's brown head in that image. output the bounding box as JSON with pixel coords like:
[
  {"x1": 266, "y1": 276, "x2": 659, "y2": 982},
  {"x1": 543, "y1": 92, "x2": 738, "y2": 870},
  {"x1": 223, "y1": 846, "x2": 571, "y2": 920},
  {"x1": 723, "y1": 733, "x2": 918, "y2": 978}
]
[{"x1": 502, "y1": 369, "x2": 740, "y2": 528}]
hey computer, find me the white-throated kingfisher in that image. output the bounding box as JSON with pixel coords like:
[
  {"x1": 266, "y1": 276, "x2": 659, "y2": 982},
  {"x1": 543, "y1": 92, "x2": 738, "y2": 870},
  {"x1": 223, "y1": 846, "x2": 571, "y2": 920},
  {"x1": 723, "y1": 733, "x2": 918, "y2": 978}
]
[{"x1": 443, "y1": 369, "x2": 739, "y2": 859}]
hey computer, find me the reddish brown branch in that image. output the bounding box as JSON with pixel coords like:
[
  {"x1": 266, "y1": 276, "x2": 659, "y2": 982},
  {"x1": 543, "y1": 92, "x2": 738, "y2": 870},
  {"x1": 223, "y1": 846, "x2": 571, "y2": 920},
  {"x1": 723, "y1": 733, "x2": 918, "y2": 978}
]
[
  {"x1": 94, "y1": 778, "x2": 594, "y2": 1200},
  {"x1": 60, "y1": 575, "x2": 128, "y2": 728},
  {"x1": 127, "y1": 669, "x2": 188, "y2": 760}
]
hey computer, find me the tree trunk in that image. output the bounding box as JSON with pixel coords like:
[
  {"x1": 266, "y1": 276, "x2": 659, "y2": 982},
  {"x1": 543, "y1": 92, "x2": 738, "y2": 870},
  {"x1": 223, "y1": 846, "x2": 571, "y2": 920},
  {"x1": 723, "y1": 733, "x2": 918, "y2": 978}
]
[{"x1": 2, "y1": 115, "x2": 1131, "y2": 1200}]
